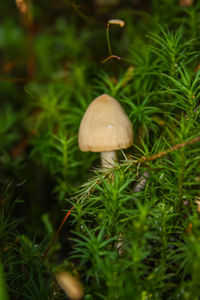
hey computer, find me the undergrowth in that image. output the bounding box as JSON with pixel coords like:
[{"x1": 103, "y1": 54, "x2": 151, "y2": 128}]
[{"x1": 1, "y1": 0, "x2": 200, "y2": 299}]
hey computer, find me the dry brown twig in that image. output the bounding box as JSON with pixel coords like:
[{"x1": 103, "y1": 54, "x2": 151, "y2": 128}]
[{"x1": 137, "y1": 136, "x2": 200, "y2": 164}]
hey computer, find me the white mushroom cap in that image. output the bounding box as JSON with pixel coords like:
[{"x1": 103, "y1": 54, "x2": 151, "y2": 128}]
[{"x1": 78, "y1": 94, "x2": 133, "y2": 152}]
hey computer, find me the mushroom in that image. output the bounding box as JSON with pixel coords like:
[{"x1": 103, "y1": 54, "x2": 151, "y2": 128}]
[
  {"x1": 78, "y1": 94, "x2": 133, "y2": 168},
  {"x1": 55, "y1": 272, "x2": 84, "y2": 300}
]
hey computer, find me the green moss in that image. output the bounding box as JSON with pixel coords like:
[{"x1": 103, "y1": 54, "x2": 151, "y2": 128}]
[{"x1": 1, "y1": 1, "x2": 200, "y2": 299}]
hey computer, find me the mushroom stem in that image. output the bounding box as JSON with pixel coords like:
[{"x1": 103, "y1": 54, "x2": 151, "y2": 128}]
[{"x1": 100, "y1": 151, "x2": 117, "y2": 168}]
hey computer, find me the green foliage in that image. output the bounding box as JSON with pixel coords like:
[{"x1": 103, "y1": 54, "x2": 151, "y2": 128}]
[
  {"x1": 1, "y1": 0, "x2": 200, "y2": 299},
  {"x1": 0, "y1": 263, "x2": 9, "y2": 300}
]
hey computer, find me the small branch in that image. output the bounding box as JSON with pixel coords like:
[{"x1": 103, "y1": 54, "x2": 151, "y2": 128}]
[
  {"x1": 138, "y1": 136, "x2": 200, "y2": 163},
  {"x1": 42, "y1": 206, "x2": 74, "y2": 260}
]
